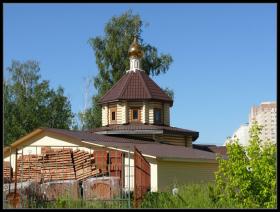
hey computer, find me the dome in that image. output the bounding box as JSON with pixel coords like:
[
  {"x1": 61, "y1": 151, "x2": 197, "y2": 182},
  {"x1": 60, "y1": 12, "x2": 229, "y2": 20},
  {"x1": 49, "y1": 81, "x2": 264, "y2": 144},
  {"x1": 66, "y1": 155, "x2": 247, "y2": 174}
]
[{"x1": 128, "y1": 37, "x2": 143, "y2": 58}]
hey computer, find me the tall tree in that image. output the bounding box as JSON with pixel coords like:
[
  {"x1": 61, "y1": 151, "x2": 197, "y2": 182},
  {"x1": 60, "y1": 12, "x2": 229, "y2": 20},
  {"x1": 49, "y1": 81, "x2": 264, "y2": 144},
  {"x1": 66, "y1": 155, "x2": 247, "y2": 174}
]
[
  {"x1": 4, "y1": 60, "x2": 74, "y2": 146},
  {"x1": 80, "y1": 10, "x2": 173, "y2": 129}
]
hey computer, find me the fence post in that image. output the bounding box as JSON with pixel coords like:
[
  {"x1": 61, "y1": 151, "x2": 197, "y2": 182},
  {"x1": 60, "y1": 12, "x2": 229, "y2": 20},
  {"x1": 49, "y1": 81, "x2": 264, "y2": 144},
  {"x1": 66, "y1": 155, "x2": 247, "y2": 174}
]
[
  {"x1": 128, "y1": 148, "x2": 131, "y2": 208},
  {"x1": 134, "y1": 146, "x2": 136, "y2": 208},
  {"x1": 9, "y1": 146, "x2": 12, "y2": 194}
]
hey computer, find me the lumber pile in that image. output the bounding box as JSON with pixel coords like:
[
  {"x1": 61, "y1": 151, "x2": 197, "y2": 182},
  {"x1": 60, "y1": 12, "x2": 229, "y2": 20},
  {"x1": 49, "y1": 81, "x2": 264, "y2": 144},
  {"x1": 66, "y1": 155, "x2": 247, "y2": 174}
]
[
  {"x1": 39, "y1": 148, "x2": 75, "y2": 182},
  {"x1": 14, "y1": 155, "x2": 42, "y2": 182},
  {"x1": 72, "y1": 149, "x2": 102, "y2": 180},
  {"x1": 6, "y1": 148, "x2": 124, "y2": 185},
  {"x1": 3, "y1": 161, "x2": 13, "y2": 183}
]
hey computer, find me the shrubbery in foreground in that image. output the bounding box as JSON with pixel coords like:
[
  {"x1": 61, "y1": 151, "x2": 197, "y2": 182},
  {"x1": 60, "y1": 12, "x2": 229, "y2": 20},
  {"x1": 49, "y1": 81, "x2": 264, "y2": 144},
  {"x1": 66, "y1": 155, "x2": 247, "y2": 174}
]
[
  {"x1": 213, "y1": 121, "x2": 276, "y2": 208},
  {"x1": 141, "y1": 183, "x2": 218, "y2": 208}
]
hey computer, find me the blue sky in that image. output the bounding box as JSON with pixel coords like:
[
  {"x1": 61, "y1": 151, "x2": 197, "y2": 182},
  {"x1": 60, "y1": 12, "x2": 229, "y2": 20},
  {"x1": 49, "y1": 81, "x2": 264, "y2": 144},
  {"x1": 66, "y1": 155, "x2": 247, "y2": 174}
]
[{"x1": 4, "y1": 3, "x2": 276, "y2": 145}]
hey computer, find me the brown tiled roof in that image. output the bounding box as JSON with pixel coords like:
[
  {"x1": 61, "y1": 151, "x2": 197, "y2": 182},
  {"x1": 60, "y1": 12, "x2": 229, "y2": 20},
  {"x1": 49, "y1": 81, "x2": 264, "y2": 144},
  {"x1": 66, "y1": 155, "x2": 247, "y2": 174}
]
[
  {"x1": 99, "y1": 70, "x2": 173, "y2": 105},
  {"x1": 208, "y1": 146, "x2": 227, "y2": 156},
  {"x1": 88, "y1": 123, "x2": 199, "y2": 141},
  {"x1": 40, "y1": 128, "x2": 218, "y2": 161}
]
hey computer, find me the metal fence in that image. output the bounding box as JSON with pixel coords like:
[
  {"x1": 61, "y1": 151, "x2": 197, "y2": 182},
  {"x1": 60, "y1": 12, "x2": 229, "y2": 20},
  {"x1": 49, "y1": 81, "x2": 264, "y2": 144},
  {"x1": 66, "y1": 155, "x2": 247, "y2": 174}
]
[{"x1": 3, "y1": 145, "x2": 138, "y2": 208}]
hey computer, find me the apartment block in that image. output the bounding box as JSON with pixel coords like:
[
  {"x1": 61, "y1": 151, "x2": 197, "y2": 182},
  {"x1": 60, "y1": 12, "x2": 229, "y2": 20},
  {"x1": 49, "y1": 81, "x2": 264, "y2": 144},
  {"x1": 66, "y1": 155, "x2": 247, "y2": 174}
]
[
  {"x1": 225, "y1": 101, "x2": 277, "y2": 146},
  {"x1": 249, "y1": 101, "x2": 277, "y2": 143}
]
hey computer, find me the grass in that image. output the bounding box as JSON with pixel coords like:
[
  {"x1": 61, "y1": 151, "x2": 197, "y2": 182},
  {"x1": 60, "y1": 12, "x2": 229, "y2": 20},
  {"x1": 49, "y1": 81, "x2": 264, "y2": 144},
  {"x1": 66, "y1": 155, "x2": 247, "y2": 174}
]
[
  {"x1": 140, "y1": 183, "x2": 238, "y2": 209},
  {"x1": 46, "y1": 198, "x2": 131, "y2": 209},
  {"x1": 4, "y1": 192, "x2": 133, "y2": 209},
  {"x1": 4, "y1": 183, "x2": 241, "y2": 209},
  {"x1": 5, "y1": 198, "x2": 132, "y2": 209}
]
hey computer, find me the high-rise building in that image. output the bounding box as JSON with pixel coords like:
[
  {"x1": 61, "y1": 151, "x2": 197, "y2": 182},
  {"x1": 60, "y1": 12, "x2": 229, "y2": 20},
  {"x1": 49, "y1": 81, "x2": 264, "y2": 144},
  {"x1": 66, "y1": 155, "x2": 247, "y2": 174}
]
[
  {"x1": 249, "y1": 101, "x2": 277, "y2": 143},
  {"x1": 225, "y1": 101, "x2": 277, "y2": 146}
]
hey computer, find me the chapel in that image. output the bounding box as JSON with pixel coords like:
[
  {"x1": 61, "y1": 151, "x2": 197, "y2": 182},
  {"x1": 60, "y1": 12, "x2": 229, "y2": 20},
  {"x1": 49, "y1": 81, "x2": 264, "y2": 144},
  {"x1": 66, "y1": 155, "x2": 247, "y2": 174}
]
[{"x1": 91, "y1": 37, "x2": 198, "y2": 148}]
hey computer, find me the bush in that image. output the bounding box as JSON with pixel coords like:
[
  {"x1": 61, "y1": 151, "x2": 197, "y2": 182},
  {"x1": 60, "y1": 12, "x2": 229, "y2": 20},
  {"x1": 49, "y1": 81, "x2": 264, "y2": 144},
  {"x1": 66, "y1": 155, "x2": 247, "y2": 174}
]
[{"x1": 213, "y1": 122, "x2": 277, "y2": 208}]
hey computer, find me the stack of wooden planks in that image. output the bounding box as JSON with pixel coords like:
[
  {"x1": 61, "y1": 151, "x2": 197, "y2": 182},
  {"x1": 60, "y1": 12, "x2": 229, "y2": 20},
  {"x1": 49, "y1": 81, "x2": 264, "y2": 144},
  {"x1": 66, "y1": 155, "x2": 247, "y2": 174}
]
[
  {"x1": 72, "y1": 149, "x2": 101, "y2": 180},
  {"x1": 39, "y1": 148, "x2": 75, "y2": 182},
  {"x1": 14, "y1": 155, "x2": 42, "y2": 182},
  {"x1": 6, "y1": 148, "x2": 124, "y2": 184},
  {"x1": 3, "y1": 161, "x2": 12, "y2": 183}
]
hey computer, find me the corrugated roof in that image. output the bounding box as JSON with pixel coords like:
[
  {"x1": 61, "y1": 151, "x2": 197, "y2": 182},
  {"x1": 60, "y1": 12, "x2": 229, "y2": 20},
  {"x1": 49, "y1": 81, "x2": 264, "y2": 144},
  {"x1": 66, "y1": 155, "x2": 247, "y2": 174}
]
[
  {"x1": 89, "y1": 124, "x2": 199, "y2": 141},
  {"x1": 99, "y1": 70, "x2": 173, "y2": 105},
  {"x1": 42, "y1": 128, "x2": 217, "y2": 161}
]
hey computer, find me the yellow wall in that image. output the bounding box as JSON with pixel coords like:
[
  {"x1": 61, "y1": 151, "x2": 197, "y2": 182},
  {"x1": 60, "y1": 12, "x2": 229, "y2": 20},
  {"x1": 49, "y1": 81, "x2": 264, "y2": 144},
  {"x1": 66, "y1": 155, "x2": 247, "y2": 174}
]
[{"x1": 157, "y1": 160, "x2": 218, "y2": 191}]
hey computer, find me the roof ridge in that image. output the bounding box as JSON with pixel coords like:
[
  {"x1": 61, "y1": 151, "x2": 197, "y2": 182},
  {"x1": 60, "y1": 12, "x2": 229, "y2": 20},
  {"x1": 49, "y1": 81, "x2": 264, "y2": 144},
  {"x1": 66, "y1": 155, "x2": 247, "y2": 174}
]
[{"x1": 138, "y1": 70, "x2": 153, "y2": 99}]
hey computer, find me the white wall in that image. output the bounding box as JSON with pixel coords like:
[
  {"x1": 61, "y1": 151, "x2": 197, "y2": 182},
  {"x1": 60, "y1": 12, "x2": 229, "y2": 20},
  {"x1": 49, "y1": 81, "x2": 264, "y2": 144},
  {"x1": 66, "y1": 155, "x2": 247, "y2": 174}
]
[
  {"x1": 124, "y1": 157, "x2": 134, "y2": 191},
  {"x1": 150, "y1": 162, "x2": 158, "y2": 192}
]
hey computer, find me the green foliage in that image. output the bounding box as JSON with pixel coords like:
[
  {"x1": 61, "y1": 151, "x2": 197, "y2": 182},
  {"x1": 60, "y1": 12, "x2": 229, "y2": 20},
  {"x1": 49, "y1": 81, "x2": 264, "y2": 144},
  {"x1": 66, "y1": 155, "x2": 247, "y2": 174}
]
[
  {"x1": 213, "y1": 121, "x2": 277, "y2": 208},
  {"x1": 79, "y1": 10, "x2": 173, "y2": 129},
  {"x1": 78, "y1": 94, "x2": 102, "y2": 130},
  {"x1": 141, "y1": 183, "x2": 217, "y2": 208},
  {"x1": 4, "y1": 60, "x2": 74, "y2": 146},
  {"x1": 162, "y1": 87, "x2": 174, "y2": 100}
]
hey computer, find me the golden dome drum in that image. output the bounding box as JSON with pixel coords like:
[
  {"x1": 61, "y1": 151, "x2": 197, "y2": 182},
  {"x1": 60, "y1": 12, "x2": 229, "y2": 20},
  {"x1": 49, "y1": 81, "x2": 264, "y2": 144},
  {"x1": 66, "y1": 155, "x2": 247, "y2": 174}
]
[{"x1": 128, "y1": 37, "x2": 144, "y2": 58}]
